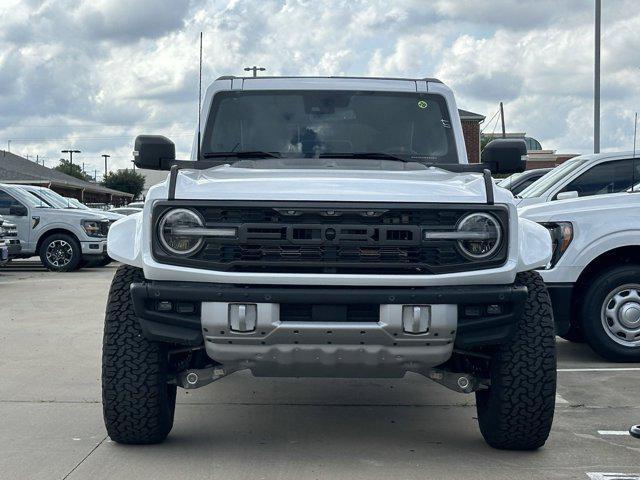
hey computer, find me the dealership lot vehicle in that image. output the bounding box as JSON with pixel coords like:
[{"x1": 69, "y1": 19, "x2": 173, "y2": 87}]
[
  {"x1": 498, "y1": 167, "x2": 552, "y2": 195},
  {"x1": 520, "y1": 192, "x2": 640, "y2": 362},
  {"x1": 517, "y1": 152, "x2": 640, "y2": 207},
  {"x1": 104, "y1": 75, "x2": 556, "y2": 450},
  {"x1": 108, "y1": 206, "x2": 142, "y2": 216},
  {"x1": 0, "y1": 183, "x2": 112, "y2": 271},
  {"x1": 0, "y1": 214, "x2": 21, "y2": 262},
  {"x1": 64, "y1": 197, "x2": 125, "y2": 222}
]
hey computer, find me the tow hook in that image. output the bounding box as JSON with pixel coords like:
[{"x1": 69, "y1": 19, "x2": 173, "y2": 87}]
[
  {"x1": 428, "y1": 369, "x2": 489, "y2": 394},
  {"x1": 175, "y1": 366, "x2": 229, "y2": 389}
]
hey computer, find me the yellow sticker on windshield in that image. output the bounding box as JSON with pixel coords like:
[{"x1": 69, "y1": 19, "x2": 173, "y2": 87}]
[{"x1": 417, "y1": 100, "x2": 428, "y2": 109}]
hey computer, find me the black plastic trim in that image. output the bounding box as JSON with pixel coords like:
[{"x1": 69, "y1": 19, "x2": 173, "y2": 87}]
[
  {"x1": 546, "y1": 282, "x2": 574, "y2": 336},
  {"x1": 130, "y1": 281, "x2": 527, "y2": 347}
]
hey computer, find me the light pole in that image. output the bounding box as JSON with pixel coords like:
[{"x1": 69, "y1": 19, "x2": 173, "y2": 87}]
[
  {"x1": 594, "y1": 0, "x2": 601, "y2": 153},
  {"x1": 102, "y1": 154, "x2": 110, "y2": 177},
  {"x1": 244, "y1": 66, "x2": 266, "y2": 77},
  {"x1": 61, "y1": 149, "x2": 81, "y2": 165}
]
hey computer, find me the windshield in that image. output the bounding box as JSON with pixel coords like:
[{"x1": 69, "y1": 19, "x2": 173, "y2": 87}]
[
  {"x1": 498, "y1": 171, "x2": 526, "y2": 187},
  {"x1": 66, "y1": 198, "x2": 89, "y2": 210},
  {"x1": 519, "y1": 157, "x2": 589, "y2": 198},
  {"x1": 28, "y1": 189, "x2": 72, "y2": 209},
  {"x1": 10, "y1": 188, "x2": 51, "y2": 208},
  {"x1": 203, "y1": 90, "x2": 458, "y2": 163}
]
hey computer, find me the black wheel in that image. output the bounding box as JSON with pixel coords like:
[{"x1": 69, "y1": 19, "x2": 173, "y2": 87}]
[
  {"x1": 39, "y1": 233, "x2": 82, "y2": 272},
  {"x1": 559, "y1": 324, "x2": 585, "y2": 343},
  {"x1": 581, "y1": 265, "x2": 640, "y2": 362},
  {"x1": 476, "y1": 271, "x2": 556, "y2": 450},
  {"x1": 102, "y1": 264, "x2": 176, "y2": 444}
]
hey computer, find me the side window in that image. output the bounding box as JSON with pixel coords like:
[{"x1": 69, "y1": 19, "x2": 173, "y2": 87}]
[
  {"x1": 0, "y1": 191, "x2": 26, "y2": 215},
  {"x1": 558, "y1": 159, "x2": 636, "y2": 198}
]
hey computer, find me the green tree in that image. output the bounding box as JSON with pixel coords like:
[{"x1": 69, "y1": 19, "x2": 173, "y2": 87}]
[
  {"x1": 102, "y1": 169, "x2": 145, "y2": 199},
  {"x1": 55, "y1": 159, "x2": 92, "y2": 181}
]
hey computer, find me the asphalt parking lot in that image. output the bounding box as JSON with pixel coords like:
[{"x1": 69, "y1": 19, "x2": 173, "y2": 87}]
[{"x1": 1, "y1": 261, "x2": 640, "y2": 480}]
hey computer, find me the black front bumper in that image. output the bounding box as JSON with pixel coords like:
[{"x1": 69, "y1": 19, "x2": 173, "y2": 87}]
[{"x1": 130, "y1": 281, "x2": 528, "y2": 348}]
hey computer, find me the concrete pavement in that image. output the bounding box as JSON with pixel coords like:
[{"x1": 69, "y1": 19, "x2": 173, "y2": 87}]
[{"x1": 1, "y1": 262, "x2": 639, "y2": 480}]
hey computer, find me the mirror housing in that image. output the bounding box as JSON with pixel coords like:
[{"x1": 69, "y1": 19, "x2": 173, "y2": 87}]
[
  {"x1": 481, "y1": 139, "x2": 527, "y2": 174},
  {"x1": 556, "y1": 191, "x2": 579, "y2": 201},
  {"x1": 133, "y1": 135, "x2": 176, "y2": 171},
  {"x1": 9, "y1": 204, "x2": 27, "y2": 216}
]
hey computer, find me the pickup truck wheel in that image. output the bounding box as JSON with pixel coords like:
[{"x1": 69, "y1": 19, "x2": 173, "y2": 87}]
[
  {"x1": 581, "y1": 265, "x2": 640, "y2": 362},
  {"x1": 476, "y1": 271, "x2": 556, "y2": 450},
  {"x1": 39, "y1": 233, "x2": 81, "y2": 272},
  {"x1": 102, "y1": 264, "x2": 176, "y2": 444}
]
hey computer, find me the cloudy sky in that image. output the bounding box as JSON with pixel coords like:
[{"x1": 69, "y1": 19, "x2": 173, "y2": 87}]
[{"x1": 1, "y1": 0, "x2": 639, "y2": 177}]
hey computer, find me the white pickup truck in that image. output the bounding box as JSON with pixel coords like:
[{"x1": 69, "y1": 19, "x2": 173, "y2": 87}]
[
  {"x1": 517, "y1": 151, "x2": 640, "y2": 207},
  {"x1": 0, "y1": 183, "x2": 112, "y2": 271},
  {"x1": 520, "y1": 192, "x2": 640, "y2": 362}
]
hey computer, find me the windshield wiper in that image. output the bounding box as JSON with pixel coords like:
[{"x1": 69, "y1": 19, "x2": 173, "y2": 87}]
[
  {"x1": 318, "y1": 152, "x2": 408, "y2": 162},
  {"x1": 202, "y1": 151, "x2": 281, "y2": 159}
]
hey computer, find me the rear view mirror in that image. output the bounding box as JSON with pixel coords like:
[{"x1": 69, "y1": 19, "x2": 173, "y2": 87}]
[
  {"x1": 556, "y1": 191, "x2": 579, "y2": 201},
  {"x1": 9, "y1": 204, "x2": 27, "y2": 216},
  {"x1": 133, "y1": 135, "x2": 176, "y2": 171},
  {"x1": 481, "y1": 139, "x2": 527, "y2": 174}
]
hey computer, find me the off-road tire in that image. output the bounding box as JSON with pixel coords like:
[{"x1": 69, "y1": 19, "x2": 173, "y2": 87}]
[
  {"x1": 39, "y1": 233, "x2": 82, "y2": 272},
  {"x1": 476, "y1": 271, "x2": 556, "y2": 450},
  {"x1": 102, "y1": 264, "x2": 176, "y2": 444},
  {"x1": 581, "y1": 264, "x2": 640, "y2": 362}
]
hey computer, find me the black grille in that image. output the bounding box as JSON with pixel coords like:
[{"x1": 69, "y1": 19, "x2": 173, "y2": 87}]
[{"x1": 152, "y1": 201, "x2": 509, "y2": 274}]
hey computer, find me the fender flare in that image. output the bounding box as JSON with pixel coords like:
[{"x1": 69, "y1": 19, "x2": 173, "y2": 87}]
[
  {"x1": 107, "y1": 213, "x2": 144, "y2": 267},
  {"x1": 517, "y1": 218, "x2": 552, "y2": 272}
]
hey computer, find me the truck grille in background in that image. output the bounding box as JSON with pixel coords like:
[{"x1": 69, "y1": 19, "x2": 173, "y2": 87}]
[
  {"x1": 100, "y1": 221, "x2": 111, "y2": 237},
  {"x1": 152, "y1": 202, "x2": 509, "y2": 275}
]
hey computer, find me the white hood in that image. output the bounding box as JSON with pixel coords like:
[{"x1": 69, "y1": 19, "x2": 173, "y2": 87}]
[{"x1": 161, "y1": 164, "x2": 514, "y2": 205}]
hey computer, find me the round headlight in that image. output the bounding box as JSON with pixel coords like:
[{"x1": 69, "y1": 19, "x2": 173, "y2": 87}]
[
  {"x1": 456, "y1": 213, "x2": 502, "y2": 259},
  {"x1": 158, "y1": 208, "x2": 204, "y2": 255}
]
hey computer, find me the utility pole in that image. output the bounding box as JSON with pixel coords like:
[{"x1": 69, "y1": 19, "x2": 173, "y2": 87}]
[
  {"x1": 61, "y1": 149, "x2": 81, "y2": 165},
  {"x1": 102, "y1": 154, "x2": 110, "y2": 177},
  {"x1": 7, "y1": 140, "x2": 10, "y2": 153},
  {"x1": 499, "y1": 102, "x2": 506, "y2": 138},
  {"x1": 244, "y1": 66, "x2": 265, "y2": 77},
  {"x1": 594, "y1": 0, "x2": 601, "y2": 153}
]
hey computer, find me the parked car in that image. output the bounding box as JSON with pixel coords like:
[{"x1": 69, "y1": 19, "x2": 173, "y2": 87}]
[
  {"x1": 520, "y1": 192, "x2": 640, "y2": 362},
  {"x1": 517, "y1": 152, "x2": 640, "y2": 207},
  {"x1": 497, "y1": 168, "x2": 552, "y2": 196},
  {"x1": 103, "y1": 75, "x2": 555, "y2": 450},
  {"x1": 0, "y1": 183, "x2": 112, "y2": 271},
  {"x1": 64, "y1": 197, "x2": 125, "y2": 221},
  {"x1": 108, "y1": 207, "x2": 143, "y2": 216},
  {"x1": 126, "y1": 201, "x2": 144, "y2": 209},
  {"x1": 0, "y1": 213, "x2": 21, "y2": 262}
]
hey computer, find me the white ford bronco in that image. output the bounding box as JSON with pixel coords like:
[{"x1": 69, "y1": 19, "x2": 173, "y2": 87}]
[{"x1": 104, "y1": 76, "x2": 555, "y2": 450}]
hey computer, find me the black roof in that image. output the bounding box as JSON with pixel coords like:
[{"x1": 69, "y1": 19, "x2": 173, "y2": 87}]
[{"x1": 0, "y1": 151, "x2": 132, "y2": 197}]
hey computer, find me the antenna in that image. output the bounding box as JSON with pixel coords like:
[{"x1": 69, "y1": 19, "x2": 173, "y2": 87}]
[{"x1": 197, "y1": 32, "x2": 203, "y2": 161}]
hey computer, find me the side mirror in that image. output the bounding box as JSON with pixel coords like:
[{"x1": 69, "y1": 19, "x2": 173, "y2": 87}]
[
  {"x1": 481, "y1": 139, "x2": 527, "y2": 174},
  {"x1": 556, "y1": 191, "x2": 579, "y2": 201},
  {"x1": 9, "y1": 204, "x2": 27, "y2": 216},
  {"x1": 133, "y1": 135, "x2": 176, "y2": 171}
]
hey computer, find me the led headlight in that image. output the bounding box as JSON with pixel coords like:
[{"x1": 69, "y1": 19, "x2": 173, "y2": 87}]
[
  {"x1": 158, "y1": 208, "x2": 205, "y2": 255},
  {"x1": 541, "y1": 222, "x2": 573, "y2": 268},
  {"x1": 456, "y1": 213, "x2": 502, "y2": 259},
  {"x1": 82, "y1": 219, "x2": 106, "y2": 238}
]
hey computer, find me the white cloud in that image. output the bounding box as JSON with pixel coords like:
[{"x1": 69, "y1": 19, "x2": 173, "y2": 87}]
[{"x1": 0, "y1": 0, "x2": 639, "y2": 174}]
